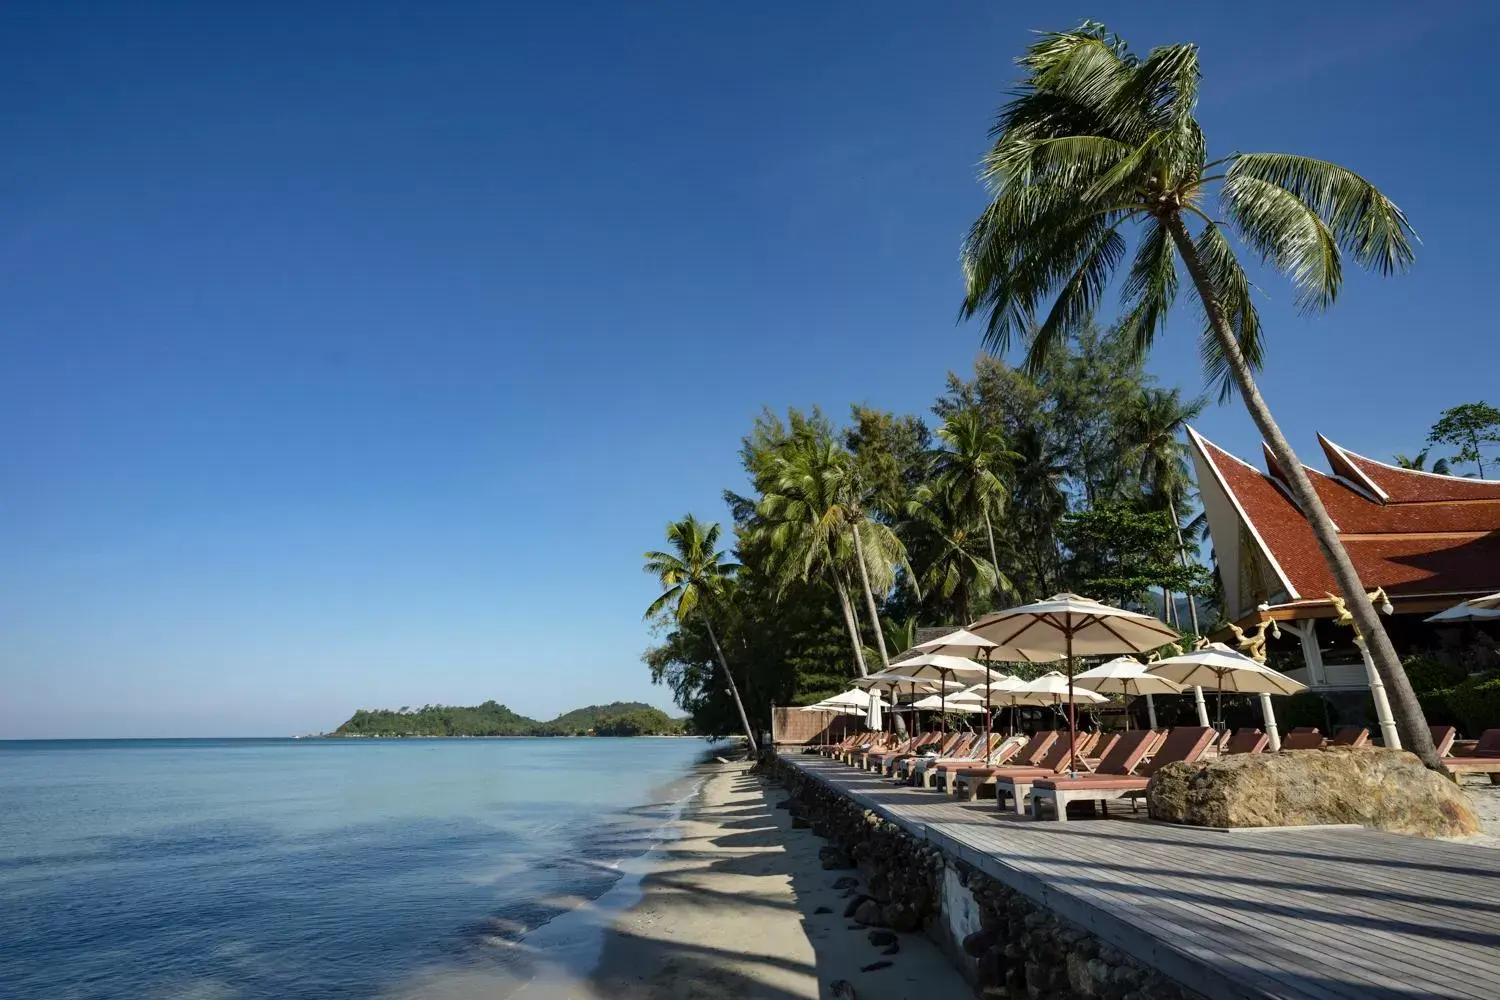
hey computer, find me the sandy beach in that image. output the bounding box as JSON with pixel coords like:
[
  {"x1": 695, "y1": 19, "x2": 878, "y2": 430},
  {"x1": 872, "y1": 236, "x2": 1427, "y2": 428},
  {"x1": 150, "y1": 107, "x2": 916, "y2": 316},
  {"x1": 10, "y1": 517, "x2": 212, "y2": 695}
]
[{"x1": 579, "y1": 761, "x2": 970, "y2": 1000}]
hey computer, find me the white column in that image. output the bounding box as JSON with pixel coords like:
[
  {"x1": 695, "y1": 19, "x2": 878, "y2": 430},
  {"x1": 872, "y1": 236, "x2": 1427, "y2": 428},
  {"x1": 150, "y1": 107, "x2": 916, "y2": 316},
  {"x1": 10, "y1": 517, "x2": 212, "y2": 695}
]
[
  {"x1": 1258, "y1": 693, "x2": 1282, "y2": 751},
  {"x1": 1286, "y1": 620, "x2": 1326, "y2": 687},
  {"x1": 1145, "y1": 693, "x2": 1159, "y2": 730},
  {"x1": 1357, "y1": 637, "x2": 1401, "y2": 749},
  {"x1": 1192, "y1": 685, "x2": 1211, "y2": 728}
]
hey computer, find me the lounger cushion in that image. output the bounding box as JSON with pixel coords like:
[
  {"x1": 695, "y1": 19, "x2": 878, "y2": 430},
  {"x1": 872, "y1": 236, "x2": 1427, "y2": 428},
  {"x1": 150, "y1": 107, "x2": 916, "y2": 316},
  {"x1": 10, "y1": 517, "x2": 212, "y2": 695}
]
[{"x1": 1033, "y1": 775, "x2": 1147, "y2": 791}]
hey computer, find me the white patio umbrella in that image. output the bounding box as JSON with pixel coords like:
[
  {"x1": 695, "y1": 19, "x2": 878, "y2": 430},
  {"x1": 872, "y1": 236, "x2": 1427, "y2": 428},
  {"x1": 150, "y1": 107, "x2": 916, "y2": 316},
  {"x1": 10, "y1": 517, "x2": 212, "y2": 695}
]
[
  {"x1": 1425, "y1": 599, "x2": 1500, "y2": 624},
  {"x1": 858, "y1": 669, "x2": 961, "y2": 735},
  {"x1": 1074, "y1": 656, "x2": 1184, "y2": 729},
  {"x1": 866, "y1": 691, "x2": 883, "y2": 731},
  {"x1": 1145, "y1": 642, "x2": 1306, "y2": 750},
  {"x1": 817, "y1": 688, "x2": 890, "y2": 710},
  {"x1": 971, "y1": 594, "x2": 1180, "y2": 772},
  {"x1": 798, "y1": 702, "x2": 865, "y2": 716},
  {"x1": 877, "y1": 653, "x2": 1011, "y2": 732},
  {"x1": 910, "y1": 694, "x2": 987, "y2": 714},
  {"x1": 1473, "y1": 592, "x2": 1500, "y2": 610},
  {"x1": 910, "y1": 628, "x2": 1064, "y2": 742}
]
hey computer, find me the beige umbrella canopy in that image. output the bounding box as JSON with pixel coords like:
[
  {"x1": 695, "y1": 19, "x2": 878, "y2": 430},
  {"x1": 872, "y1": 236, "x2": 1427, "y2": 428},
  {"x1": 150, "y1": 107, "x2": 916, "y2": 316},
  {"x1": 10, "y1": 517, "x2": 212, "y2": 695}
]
[
  {"x1": 1426, "y1": 599, "x2": 1500, "y2": 624},
  {"x1": 998, "y1": 671, "x2": 1111, "y2": 707},
  {"x1": 879, "y1": 653, "x2": 1015, "y2": 731},
  {"x1": 1146, "y1": 642, "x2": 1306, "y2": 748},
  {"x1": 1074, "y1": 656, "x2": 1185, "y2": 729},
  {"x1": 910, "y1": 694, "x2": 987, "y2": 714},
  {"x1": 1472, "y1": 592, "x2": 1500, "y2": 610},
  {"x1": 909, "y1": 628, "x2": 1064, "y2": 740},
  {"x1": 971, "y1": 594, "x2": 1180, "y2": 771}
]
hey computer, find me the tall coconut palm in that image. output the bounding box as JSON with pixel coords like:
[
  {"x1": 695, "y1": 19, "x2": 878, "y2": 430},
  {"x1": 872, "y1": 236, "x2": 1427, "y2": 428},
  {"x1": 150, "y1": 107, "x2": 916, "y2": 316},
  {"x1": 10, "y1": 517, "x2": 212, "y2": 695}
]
[
  {"x1": 1126, "y1": 387, "x2": 1206, "y2": 631},
  {"x1": 644, "y1": 516, "x2": 758, "y2": 754},
  {"x1": 928, "y1": 407, "x2": 1017, "y2": 587},
  {"x1": 908, "y1": 482, "x2": 1007, "y2": 624},
  {"x1": 757, "y1": 436, "x2": 915, "y2": 674},
  {"x1": 959, "y1": 23, "x2": 1438, "y2": 767}
]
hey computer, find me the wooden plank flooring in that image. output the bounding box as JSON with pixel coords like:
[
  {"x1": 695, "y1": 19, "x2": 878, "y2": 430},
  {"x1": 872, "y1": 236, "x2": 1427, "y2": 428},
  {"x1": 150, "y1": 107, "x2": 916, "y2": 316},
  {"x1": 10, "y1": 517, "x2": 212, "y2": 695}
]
[{"x1": 781, "y1": 753, "x2": 1500, "y2": 1000}]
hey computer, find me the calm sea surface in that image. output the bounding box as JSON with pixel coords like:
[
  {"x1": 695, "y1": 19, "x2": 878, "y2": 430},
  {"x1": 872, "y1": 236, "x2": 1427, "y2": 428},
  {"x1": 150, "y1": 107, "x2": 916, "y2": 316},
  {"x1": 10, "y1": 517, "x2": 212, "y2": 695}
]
[{"x1": 0, "y1": 737, "x2": 716, "y2": 1000}]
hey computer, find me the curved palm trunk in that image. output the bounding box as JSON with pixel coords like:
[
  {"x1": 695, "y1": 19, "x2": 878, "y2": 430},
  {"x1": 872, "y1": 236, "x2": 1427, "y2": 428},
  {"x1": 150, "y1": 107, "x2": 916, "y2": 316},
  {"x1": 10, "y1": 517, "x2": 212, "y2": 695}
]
[
  {"x1": 849, "y1": 522, "x2": 891, "y2": 669},
  {"x1": 700, "y1": 611, "x2": 758, "y2": 756},
  {"x1": 1166, "y1": 216, "x2": 1441, "y2": 770},
  {"x1": 982, "y1": 509, "x2": 1002, "y2": 594},
  {"x1": 833, "y1": 575, "x2": 870, "y2": 677}
]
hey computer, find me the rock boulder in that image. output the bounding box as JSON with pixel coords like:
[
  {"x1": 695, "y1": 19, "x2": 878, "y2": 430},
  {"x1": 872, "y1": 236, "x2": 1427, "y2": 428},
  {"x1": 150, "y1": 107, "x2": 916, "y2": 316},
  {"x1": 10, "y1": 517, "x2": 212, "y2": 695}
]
[{"x1": 1147, "y1": 746, "x2": 1480, "y2": 837}]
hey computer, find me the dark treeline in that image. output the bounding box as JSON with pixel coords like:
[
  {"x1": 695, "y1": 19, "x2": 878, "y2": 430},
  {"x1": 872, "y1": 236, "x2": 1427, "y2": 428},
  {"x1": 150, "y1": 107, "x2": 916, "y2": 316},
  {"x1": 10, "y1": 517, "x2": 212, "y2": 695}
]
[
  {"x1": 644, "y1": 328, "x2": 1214, "y2": 739},
  {"x1": 331, "y1": 700, "x2": 685, "y2": 737}
]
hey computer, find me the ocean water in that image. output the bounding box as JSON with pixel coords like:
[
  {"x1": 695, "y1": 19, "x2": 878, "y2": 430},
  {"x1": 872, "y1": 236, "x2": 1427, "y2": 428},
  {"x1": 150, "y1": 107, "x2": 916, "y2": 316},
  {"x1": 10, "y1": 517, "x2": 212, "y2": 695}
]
[{"x1": 0, "y1": 737, "x2": 716, "y2": 1000}]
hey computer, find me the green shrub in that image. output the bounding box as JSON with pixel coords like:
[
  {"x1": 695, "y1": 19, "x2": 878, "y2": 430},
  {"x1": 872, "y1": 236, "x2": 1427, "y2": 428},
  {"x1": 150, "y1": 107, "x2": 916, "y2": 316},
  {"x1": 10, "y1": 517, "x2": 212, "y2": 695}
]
[
  {"x1": 1449, "y1": 673, "x2": 1500, "y2": 738},
  {"x1": 1278, "y1": 691, "x2": 1335, "y2": 731},
  {"x1": 1400, "y1": 654, "x2": 1467, "y2": 695}
]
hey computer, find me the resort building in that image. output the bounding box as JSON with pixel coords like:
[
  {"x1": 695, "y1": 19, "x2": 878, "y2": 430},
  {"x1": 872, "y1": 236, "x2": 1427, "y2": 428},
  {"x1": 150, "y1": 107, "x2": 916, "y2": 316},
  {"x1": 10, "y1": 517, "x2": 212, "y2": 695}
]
[{"x1": 1188, "y1": 428, "x2": 1500, "y2": 699}]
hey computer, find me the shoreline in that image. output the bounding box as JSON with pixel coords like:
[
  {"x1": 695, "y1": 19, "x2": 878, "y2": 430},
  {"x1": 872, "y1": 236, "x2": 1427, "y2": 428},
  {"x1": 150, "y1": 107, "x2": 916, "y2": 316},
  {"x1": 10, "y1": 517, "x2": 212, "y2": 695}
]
[{"x1": 579, "y1": 760, "x2": 969, "y2": 1000}]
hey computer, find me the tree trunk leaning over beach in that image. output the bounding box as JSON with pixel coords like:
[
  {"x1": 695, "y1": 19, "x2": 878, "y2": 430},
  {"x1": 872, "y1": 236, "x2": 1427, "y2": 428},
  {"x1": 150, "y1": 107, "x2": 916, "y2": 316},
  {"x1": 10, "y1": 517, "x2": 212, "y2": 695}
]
[
  {"x1": 700, "y1": 612, "x2": 758, "y2": 755},
  {"x1": 643, "y1": 515, "x2": 760, "y2": 754},
  {"x1": 1164, "y1": 215, "x2": 1437, "y2": 768},
  {"x1": 958, "y1": 22, "x2": 1439, "y2": 769},
  {"x1": 834, "y1": 575, "x2": 870, "y2": 677}
]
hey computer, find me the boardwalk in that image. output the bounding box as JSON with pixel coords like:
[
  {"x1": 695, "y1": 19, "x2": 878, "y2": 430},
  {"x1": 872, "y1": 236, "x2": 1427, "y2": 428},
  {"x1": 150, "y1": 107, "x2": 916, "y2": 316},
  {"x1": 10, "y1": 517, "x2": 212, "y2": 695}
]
[{"x1": 782, "y1": 754, "x2": 1500, "y2": 1000}]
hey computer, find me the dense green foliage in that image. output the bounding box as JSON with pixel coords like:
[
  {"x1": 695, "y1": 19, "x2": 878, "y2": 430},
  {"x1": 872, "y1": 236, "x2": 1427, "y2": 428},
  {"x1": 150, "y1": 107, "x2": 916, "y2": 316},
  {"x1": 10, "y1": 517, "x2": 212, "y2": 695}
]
[
  {"x1": 643, "y1": 331, "x2": 1215, "y2": 738},
  {"x1": 331, "y1": 700, "x2": 685, "y2": 737},
  {"x1": 1426, "y1": 401, "x2": 1500, "y2": 479}
]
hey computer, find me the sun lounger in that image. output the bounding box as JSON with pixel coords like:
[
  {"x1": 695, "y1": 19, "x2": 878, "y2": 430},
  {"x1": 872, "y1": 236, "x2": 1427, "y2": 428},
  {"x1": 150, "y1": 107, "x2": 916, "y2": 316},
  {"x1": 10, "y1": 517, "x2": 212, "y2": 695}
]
[
  {"x1": 924, "y1": 735, "x2": 1026, "y2": 789},
  {"x1": 1028, "y1": 726, "x2": 1217, "y2": 822},
  {"x1": 996, "y1": 730, "x2": 1157, "y2": 815},
  {"x1": 950, "y1": 731, "x2": 1059, "y2": 801},
  {"x1": 871, "y1": 733, "x2": 963, "y2": 774},
  {"x1": 897, "y1": 733, "x2": 986, "y2": 781},
  {"x1": 1329, "y1": 727, "x2": 1369, "y2": 747},
  {"x1": 1431, "y1": 725, "x2": 1458, "y2": 757},
  {"x1": 908, "y1": 733, "x2": 1004, "y2": 785},
  {"x1": 1222, "y1": 728, "x2": 1269, "y2": 755},
  {"x1": 1280, "y1": 729, "x2": 1326, "y2": 750},
  {"x1": 1443, "y1": 729, "x2": 1500, "y2": 784},
  {"x1": 985, "y1": 735, "x2": 1100, "y2": 814}
]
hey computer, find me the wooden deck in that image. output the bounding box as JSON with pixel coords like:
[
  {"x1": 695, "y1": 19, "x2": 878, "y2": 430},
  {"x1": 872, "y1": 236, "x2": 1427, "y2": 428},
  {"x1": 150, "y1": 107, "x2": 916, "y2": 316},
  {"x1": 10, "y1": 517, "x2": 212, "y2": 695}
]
[{"x1": 782, "y1": 753, "x2": 1500, "y2": 1000}]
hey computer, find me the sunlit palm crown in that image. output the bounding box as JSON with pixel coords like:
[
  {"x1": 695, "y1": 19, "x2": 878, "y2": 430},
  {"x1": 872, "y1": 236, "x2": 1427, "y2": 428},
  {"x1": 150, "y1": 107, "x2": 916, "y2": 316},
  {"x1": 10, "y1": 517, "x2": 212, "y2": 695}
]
[
  {"x1": 643, "y1": 515, "x2": 738, "y2": 623},
  {"x1": 960, "y1": 21, "x2": 1415, "y2": 398}
]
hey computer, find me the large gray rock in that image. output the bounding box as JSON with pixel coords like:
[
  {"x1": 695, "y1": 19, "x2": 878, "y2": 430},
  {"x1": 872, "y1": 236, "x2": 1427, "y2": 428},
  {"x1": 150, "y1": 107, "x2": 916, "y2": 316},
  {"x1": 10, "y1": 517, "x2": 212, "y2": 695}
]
[{"x1": 1147, "y1": 747, "x2": 1481, "y2": 837}]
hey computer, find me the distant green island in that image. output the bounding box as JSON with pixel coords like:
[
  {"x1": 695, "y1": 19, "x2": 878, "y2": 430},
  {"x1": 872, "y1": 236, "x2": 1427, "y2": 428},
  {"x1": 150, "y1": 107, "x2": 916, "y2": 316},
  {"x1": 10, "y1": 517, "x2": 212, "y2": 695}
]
[{"x1": 329, "y1": 700, "x2": 688, "y2": 738}]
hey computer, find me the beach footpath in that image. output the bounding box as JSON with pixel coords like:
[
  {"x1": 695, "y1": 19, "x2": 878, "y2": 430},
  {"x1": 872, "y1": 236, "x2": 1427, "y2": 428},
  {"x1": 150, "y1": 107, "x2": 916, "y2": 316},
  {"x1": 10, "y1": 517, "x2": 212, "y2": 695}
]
[{"x1": 587, "y1": 761, "x2": 970, "y2": 999}]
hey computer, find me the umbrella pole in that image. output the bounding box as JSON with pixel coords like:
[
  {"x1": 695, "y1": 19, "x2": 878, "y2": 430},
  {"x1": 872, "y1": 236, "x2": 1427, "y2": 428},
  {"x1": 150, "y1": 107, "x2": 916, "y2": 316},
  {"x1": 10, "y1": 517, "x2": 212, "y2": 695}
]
[
  {"x1": 1217, "y1": 673, "x2": 1225, "y2": 730},
  {"x1": 1066, "y1": 630, "x2": 1077, "y2": 775},
  {"x1": 1145, "y1": 691, "x2": 1158, "y2": 730},
  {"x1": 941, "y1": 671, "x2": 948, "y2": 734},
  {"x1": 1193, "y1": 685, "x2": 1210, "y2": 728},
  {"x1": 1125, "y1": 679, "x2": 1133, "y2": 731},
  {"x1": 983, "y1": 650, "x2": 992, "y2": 748}
]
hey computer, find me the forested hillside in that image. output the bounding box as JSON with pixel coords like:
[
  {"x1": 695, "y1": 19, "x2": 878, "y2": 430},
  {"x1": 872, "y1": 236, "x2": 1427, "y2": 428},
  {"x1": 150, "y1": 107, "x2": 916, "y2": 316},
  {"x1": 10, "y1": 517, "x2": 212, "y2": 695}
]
[{"x1": 330, "y1": 699, "x2": 685, "y2": 737}]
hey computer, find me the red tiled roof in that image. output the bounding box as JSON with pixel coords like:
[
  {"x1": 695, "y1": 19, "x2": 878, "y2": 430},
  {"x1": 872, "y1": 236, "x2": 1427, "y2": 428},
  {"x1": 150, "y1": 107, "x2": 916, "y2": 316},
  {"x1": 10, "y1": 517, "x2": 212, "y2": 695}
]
[{"x1": 1192, "y1": 433, "x2": 1500, "y2": 609}]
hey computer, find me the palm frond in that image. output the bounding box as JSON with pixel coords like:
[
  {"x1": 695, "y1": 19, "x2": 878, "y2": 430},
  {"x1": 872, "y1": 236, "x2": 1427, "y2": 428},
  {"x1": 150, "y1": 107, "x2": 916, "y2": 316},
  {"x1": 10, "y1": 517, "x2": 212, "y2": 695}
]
[
  {"x1": 1222, "y1": 173, "x2": 1340, "y2": 312},
  {"x1": 1192, "y1": 222, "x2": 1264, "y2": 401},
  {"x1": 1228, "y1": 152, "x2": 1416, "y2": 277},
  {"x1": 1116, "y1": 216, "x2": 1179, "y2": 357}
]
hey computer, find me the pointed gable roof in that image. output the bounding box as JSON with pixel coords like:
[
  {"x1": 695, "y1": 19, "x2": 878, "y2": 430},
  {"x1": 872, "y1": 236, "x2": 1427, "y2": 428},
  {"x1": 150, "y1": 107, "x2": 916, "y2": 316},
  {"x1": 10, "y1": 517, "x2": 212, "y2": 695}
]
[{"x1": 1188, "y1": 429, "x2": 1500, "y2": 621}]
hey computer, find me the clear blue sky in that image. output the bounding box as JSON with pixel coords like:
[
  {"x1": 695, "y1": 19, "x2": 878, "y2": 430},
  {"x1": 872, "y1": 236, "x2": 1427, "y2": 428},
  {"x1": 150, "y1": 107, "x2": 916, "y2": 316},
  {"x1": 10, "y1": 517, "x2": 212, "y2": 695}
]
[{"x1": 3, "y1": 2, "x2": 1496, "y2": 737}]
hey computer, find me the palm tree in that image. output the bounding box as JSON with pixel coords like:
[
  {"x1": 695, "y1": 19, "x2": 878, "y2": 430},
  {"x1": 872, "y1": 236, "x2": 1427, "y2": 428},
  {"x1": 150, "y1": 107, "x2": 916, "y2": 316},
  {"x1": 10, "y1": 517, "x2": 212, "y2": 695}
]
[
  {"x1": 1008, "y1": 424, "x2": 1069, "y2": 597},
  {"x1": 757, "y1": 435, "x2": 912, "y2": 674},
  {"x1": 1393, "y1": 449, "x2": 1452, "y2": 476},
  {"x1": 909, "y1": 482, "x2": 1007, "y2": 623},
  {"x1": 928, "y1": 407, "x2": 1017, "y2": 588},
  {"x1": 960, "y1": 23, "x2": 1438, "y2": 767},
  {"x1": 1126, "y1": 387, "x2": 1206, "y2": 632},
  {"x1": 643, "y1": 515, "x2": 758, "y2": 754}
]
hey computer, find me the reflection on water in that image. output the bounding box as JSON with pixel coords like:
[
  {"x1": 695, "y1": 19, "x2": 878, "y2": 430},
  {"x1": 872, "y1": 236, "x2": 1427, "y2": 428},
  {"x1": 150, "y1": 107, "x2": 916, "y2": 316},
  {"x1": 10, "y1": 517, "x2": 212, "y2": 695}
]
[{"x1": 0, "y1": 738, "x2": 712, "y2": 1000}]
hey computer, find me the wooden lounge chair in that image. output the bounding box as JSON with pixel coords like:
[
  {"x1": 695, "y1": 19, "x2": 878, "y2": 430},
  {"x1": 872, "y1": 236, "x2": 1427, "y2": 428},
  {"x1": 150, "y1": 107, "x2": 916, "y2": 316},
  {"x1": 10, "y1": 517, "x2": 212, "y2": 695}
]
[
  {"x1": 950, "y1": 731, "x2": 1059, "y2": 801},
  {"x1": 925, "y1": 735, "x2": 1025, "y2": 790},
  {"x1": 1081, "y1": 732, "x2": 1120, "y2": 768},
  {"x1": 1443, "y1": 729, "x2": 1500, "y2": 784},
  {"x1": 1222, "y1": 728, "x2": 1269, "y2": 755},
  {"x1": 996, "y1": 731, "x2": 1153, "y2": 815},
  {"x1": 1329, "y1": 727, "x2": 1370, "y2": 748},
  {"x1": 872, "y1": 732, "x2": 964, "y2": 775},
  {"x1": 985, "y1": 735, "x2": 1098, "y2": 814},
  {"x1": 858, "y1": 734, "x2": 920, "y2": 770},
  {"x1": 896, "y1": 733, "x2": 985, "y2": 781},
  {"x1": 1280, "y1": 729, "x2": 1326, "y2": 750},
  {"x1": 907, "y1": 733, "x2": 1004, "y2": 785},
  {"x1": 1028, "y1": 726, "x2": 1217, "y2": 822},
  {"x1": 1431, "y1": 725, "x2": 1458, "y2": 757}
]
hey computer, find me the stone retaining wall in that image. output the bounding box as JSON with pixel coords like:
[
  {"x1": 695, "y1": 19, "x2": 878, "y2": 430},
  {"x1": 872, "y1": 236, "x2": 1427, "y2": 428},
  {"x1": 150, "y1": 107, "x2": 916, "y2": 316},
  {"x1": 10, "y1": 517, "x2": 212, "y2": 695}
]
[{"x1": 767, "y1": 753, "x2": 1204, "y2": 1000}]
